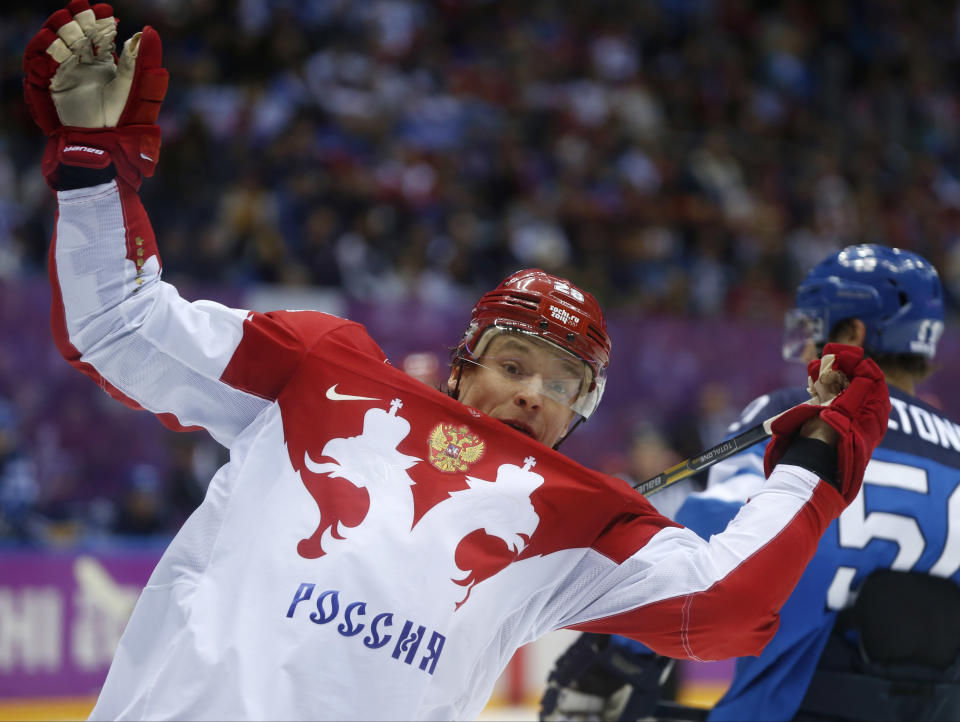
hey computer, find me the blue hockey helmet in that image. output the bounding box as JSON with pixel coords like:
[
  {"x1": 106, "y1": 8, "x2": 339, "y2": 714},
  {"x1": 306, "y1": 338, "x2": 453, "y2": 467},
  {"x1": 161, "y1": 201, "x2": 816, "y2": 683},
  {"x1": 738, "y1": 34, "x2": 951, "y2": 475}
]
[{"x1": 783, "y1": 244, "x2": 945, "y2": 362}]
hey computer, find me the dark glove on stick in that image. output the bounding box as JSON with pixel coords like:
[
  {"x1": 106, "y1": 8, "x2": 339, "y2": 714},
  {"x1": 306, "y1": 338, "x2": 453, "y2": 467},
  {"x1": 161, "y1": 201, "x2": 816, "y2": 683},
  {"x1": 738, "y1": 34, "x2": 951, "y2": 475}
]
[{"x1": 540, "y1": 633, "x2": 672, "y2": 721}]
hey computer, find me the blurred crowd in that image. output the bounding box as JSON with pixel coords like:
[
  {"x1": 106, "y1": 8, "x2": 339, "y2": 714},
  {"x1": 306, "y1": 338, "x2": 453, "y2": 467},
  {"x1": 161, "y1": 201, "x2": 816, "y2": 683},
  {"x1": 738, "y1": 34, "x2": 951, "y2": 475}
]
[
  {"x1": 0, "y1": 385, "x2": 227, "y2": 546},
  {"x1": 3, "y1": 0, "x2": 960, "y2": 544},
  {"x1": 5, "y1": 0, "x2": 960, "y2": 312}
]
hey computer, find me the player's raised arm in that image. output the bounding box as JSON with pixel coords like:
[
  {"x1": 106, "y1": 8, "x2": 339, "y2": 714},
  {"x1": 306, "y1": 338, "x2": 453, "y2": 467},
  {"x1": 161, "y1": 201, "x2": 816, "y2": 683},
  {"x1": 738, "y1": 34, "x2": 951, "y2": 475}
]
[{"x1": 24, "y1": 1, "x2": 366, "y2": 446}]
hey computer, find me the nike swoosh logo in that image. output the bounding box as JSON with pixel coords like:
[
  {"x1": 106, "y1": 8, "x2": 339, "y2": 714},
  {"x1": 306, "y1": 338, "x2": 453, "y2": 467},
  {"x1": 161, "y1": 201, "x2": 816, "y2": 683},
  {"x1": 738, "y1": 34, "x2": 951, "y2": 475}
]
[{"x1": 325, "y1": 384, "x2": 380, "y2": 402}]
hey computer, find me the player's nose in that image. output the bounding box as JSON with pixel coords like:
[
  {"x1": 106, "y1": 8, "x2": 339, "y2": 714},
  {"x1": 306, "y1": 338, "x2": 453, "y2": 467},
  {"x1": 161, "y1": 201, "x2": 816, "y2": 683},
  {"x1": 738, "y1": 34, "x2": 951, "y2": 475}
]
[{"x1": 512, "y1": 375, "x2": 545, "y2": 410}]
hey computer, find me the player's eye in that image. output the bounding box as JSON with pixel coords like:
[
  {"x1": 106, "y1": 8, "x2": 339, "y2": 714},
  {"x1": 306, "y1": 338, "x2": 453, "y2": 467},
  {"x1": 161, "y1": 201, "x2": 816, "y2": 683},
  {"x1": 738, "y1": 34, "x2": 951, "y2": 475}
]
[
  {"x1": 547, "y1": 378, "x2": 579, "y2": 400},
  {"x1": 500, "y1": 360, "x2": 524, "y2": 376}
]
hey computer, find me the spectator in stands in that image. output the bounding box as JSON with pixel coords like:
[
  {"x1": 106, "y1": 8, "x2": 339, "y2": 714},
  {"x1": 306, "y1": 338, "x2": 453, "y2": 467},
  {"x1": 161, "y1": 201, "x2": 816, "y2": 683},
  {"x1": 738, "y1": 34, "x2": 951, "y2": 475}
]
[{"x1": 110, "y1": 464, "x2": 170, "y2": 538}]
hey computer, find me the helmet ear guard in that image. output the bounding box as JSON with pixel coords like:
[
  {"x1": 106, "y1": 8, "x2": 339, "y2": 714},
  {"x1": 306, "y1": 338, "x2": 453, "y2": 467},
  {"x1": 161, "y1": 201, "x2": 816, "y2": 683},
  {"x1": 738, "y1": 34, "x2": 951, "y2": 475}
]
[
  {"x1": 456, "y1": 269, "x2": 611, "y2": 418},
  {"x1": 786, "y1": 245, "x2": 945, "y2": 362}
]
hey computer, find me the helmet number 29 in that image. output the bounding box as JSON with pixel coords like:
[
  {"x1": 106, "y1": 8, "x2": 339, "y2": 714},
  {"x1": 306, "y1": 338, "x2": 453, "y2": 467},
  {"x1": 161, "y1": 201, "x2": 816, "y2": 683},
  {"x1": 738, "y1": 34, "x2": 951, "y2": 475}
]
[{"x1": 553, "y1": 281, "x2": 584, "y2": 303}]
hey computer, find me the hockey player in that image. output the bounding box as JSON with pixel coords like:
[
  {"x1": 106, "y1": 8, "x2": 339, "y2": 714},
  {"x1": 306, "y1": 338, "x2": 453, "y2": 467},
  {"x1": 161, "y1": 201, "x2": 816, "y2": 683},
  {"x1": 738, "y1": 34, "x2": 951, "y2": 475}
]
[
  {"x1": 541, "y1": 244, "x2": 960, "y2": 721},
  {"x1": 25, "y1": 4, "x2": 890, "y2": 720}
]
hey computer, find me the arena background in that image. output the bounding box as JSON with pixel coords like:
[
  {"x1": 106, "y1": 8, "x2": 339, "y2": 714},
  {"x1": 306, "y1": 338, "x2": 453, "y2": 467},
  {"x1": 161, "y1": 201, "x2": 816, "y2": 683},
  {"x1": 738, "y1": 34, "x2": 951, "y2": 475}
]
[{"x1": 2, "y1": 0, "x2": 960, "y2": 718}]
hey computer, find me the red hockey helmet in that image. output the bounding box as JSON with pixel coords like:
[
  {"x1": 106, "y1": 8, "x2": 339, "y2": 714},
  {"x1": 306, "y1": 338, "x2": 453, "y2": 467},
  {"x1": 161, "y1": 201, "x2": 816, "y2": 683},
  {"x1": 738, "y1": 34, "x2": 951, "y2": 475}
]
[{"x1": 456, "y1": 269, "x2": 611, "y2": 418}]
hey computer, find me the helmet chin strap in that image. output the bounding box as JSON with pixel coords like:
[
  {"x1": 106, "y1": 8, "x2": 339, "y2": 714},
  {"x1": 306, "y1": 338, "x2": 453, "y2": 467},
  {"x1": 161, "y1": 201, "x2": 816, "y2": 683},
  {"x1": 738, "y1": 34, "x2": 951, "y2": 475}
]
[
  {"x1": 448, "y1": 357, "x2": 465, "y2": 401},
  {"x1": 553, "y1": 416, "x2": 586, "y2": 451}
]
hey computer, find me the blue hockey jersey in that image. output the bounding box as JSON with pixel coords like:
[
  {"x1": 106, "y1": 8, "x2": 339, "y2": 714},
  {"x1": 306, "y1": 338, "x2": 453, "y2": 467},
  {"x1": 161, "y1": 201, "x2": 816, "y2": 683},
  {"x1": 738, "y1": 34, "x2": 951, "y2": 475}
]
[{"x1": 676, "y1": 385, "x2": 960, "y2": 721}]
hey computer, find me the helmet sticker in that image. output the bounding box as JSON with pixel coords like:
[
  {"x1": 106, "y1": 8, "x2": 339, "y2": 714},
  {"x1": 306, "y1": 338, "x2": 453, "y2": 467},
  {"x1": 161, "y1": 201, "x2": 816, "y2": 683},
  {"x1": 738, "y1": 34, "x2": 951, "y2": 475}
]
[{"x1": 548, "y1": 305, "x2": 580, "y2": 328}]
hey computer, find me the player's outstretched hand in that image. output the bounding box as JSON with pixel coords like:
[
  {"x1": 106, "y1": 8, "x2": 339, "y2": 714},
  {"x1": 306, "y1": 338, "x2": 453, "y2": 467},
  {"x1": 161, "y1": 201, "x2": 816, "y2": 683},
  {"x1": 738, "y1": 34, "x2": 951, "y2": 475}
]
[
  {"x1": 23, "y1": 0, "x2": 168, "y2": 189},
  {"x1": 764, "y1": 344, "x2": 890, "y2": 504}
]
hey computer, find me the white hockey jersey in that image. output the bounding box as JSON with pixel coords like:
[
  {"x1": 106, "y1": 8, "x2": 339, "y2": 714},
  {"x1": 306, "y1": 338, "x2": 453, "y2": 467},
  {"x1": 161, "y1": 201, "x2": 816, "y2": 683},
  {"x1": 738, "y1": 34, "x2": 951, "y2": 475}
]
[{"x1": 50, "y1": 180, "x2": 847, "y2": 721}]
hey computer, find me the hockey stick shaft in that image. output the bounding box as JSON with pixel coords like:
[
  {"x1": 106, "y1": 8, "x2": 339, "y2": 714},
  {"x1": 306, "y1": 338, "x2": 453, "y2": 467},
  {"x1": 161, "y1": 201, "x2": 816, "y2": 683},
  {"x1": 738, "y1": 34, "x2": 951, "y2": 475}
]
[
  {"x1": 632, "y1": 401, "x2": 814, "y2": 497},
  {"x1": 632, "y1": 351, "x2": 846, "y2": 497},
  {"x1": 631, "y1": 421, "x2": 770, "y2": 496}
]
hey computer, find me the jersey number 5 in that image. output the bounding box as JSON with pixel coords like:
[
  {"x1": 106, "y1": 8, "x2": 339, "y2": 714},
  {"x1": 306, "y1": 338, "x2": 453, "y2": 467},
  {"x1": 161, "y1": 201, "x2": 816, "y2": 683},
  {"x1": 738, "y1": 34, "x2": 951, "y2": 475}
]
[{"x1": 826, "y1": 459, "x2": 960, "y2": 609}]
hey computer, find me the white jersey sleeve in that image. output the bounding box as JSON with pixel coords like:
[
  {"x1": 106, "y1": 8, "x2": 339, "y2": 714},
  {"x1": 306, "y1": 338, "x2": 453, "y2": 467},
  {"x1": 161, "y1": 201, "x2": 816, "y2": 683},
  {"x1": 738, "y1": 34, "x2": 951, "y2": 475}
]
[
  {"x1": 51, "y1": 180, "x2": 379, "y2": 447},
  {"x1": 555, "y1": 464, "x2": 844, "y2": 661}
]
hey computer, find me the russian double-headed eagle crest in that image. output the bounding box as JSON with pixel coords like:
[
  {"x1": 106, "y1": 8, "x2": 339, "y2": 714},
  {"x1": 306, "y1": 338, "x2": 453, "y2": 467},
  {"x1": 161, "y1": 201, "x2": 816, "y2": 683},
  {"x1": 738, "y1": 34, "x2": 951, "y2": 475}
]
[{"x1": 428, "y1": 423, "x2": 485, "y2": 472}]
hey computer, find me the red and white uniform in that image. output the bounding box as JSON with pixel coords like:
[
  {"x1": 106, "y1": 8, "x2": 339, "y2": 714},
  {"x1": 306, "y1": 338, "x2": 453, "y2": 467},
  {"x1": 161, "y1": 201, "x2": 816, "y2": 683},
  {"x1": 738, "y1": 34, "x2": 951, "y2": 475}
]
[{"x1": 52, "y1": 180, "x2": 845, "y2": 721}]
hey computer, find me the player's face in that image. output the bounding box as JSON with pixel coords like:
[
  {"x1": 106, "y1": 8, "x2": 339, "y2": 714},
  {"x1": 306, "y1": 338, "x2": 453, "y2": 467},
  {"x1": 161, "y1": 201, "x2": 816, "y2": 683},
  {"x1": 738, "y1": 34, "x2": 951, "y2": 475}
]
[{"x1": 449, "y1": 333, "x2": 582, "y2": 448}]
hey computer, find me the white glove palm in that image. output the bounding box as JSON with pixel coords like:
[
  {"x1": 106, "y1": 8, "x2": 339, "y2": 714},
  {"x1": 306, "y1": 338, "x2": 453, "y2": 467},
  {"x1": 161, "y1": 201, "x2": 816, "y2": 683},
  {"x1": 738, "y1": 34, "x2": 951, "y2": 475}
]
[{"x1": 44, "y1": 3, "x2": 140, "y2": 128}]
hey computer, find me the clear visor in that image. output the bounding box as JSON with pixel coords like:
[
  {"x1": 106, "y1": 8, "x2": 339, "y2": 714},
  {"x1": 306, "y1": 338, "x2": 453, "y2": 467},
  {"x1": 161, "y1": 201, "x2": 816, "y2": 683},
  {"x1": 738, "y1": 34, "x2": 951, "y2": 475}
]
[
  {"x1": 782, "y1": 308, "x2": 826, "y2": 363},
  {"x1": 463, "y1": 326, "x2": 605, "y2": 418}
]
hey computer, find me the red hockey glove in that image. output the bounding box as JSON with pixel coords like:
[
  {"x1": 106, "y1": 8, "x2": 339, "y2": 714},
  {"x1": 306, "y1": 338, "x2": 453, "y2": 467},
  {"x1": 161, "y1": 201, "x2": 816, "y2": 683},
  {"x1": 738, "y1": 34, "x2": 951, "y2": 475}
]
[
  {"x1": 23, "y1": 0, "x2": 168, "y2": 190},
  {"x1": 764, "y1": 344, "x2": 890, "y2": 504}
]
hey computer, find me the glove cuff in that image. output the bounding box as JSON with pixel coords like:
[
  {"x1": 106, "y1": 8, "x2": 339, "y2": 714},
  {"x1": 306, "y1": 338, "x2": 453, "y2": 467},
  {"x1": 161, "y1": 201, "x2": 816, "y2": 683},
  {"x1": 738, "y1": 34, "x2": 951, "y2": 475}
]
[
  {"x1": 53, "y1": 163, "x2": 118, "y2": 191},
  {"x1": 778, "y1": 437, "x2": 839, "y2": 490},
  {"x1": 42, "y1": 125, "x2": 161, "y2": 190}
]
